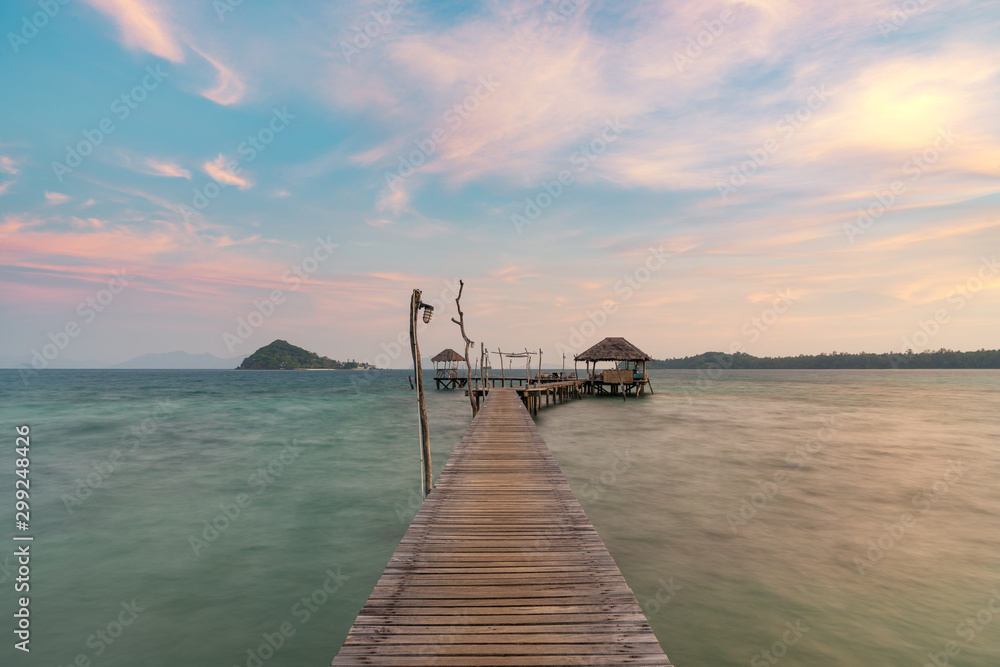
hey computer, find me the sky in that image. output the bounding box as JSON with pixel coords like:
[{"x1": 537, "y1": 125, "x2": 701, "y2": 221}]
[{"x1": 0, "y1": 0, "x2": 998, "y2": 368}]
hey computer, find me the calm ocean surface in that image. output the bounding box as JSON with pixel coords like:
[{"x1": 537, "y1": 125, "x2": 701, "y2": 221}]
[{"x1": 1, "y1": 369, "x2": 998, "y2": 666}]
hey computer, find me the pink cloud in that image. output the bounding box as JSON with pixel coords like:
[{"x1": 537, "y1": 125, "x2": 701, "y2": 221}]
[
  {"x1": 45, "y1": 192, "x2": 72, "y2": 205},
  {"x1": 191, "y1": 47, "x2": 247, "y2": 106},
  {"x1": 82, "y1": 0, "x2": 185, "y2": 62},
  {"x1": 0, "y1": 155, "x2": 18, "y2": 175},
  {"x1": 203, "y1": 155, "x2": 251, "y2": 189},
  {"x1": 140, "y1": 158, "x2": 191, "y2": 179}
]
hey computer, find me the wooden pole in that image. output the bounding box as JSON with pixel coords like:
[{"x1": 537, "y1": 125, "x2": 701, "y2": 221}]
[
  {"x1": 480, "y1": 344, "x2": 486, "y2": 390},
  {"x1": 409, "y1": 289, "x2": 432, "y2": 497},
  {"x1": 497, "y1": 348, "x2": 506, "y2": 386},
  {"x1": 451, "y1": 280, "x2": 478, "y2": 417},
  {"x1": 619, "y1": 360, "x2": 626, "y2": 402}
]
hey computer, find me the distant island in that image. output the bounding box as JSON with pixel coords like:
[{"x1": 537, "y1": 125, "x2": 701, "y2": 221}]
[
  {"x1": 647, "y1": 349, "x2": 1000, "y2": 370},
  {"x1": 237, "y1": 340, "x2": 374, "y2": 370}
]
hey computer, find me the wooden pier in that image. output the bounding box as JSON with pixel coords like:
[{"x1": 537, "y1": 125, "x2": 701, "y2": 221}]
[
  {"x1": 332, "y1": 388, "x2": 673, "y2": 666},
  {"x1": 470, "y1": 379, "x2": 587, "y2": 415}
]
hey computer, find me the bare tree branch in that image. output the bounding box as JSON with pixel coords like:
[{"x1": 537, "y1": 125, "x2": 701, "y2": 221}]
[{"x1": 451, "y1": 280, "x2": 478, "y2": 417}]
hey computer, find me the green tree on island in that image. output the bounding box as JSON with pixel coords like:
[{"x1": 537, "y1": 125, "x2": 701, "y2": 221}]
[{"x1": 237, "y1": 340, "x2": 373, "y2": 370}]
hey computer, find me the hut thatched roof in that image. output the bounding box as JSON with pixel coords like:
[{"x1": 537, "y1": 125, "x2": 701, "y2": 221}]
[
  {"x1": 431, "y1": 348, "x2": 466, "y2": 363},
  {"x1": 574, "y1": 337, "x2": 652, "y2": 362}
]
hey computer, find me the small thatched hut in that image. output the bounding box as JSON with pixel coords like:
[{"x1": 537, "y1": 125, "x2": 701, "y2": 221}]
[
  {"x1": 574, "y1": 337, "x2": 653, "y2": 396},
  {"x1": 431, "y1": 349, "x2": 468, "y2": 388}
]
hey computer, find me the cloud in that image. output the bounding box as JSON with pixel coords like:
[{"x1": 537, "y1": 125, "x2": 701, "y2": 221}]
[
  {"x1": 0, "y1": 155, "x2": 19, "y2": 197},
  {"x1": 141, "y1": 158, "x2": 192, "y2": 179},
  {"x1": 376, "y1": 182, "x2": 410, "y2": 215},
  {"x1": 45, "y1": 192, "x2": 71, "y2": 205},
  {"x1": 203, "y1": 155, "x2": 252, "y2": 190},
  {"x1": 192, "y1": 47, "x2": 247, "y2": 106},
  {"x1": 83, "y1": 1, "x2": 249, "y2": 106},
  {"x1": 0, "y1": 156, "x2": 18, "y2": 175},
  {"x1": 82, "y1": 0, "x2": 185, "y2": 62}
]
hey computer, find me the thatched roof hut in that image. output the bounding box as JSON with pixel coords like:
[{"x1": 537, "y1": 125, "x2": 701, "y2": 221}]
[
  {"x1": 431, "y1": 349, "x2": 469, "y2": 389},
  {"x1": 432, "y1": 349, "x2": 466, "y2": 363},
  {"x1": 574, "y1": 338, "x2": 653, "y2": 395},
  {"x1": 575, "y1": 337, "x2": 652, "y2": 362}
]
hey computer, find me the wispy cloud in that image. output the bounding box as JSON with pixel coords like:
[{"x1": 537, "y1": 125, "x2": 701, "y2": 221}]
[
  {"x1": 82, "y1": 0, "x2": 185, "y2": 62},
  {"x1": 0, "y1": 155, "x2": 19, "y2": 197},
  {"x1": 141, "y1": 158, "x2": 192, "y2": 179},
  {"x1": 45, "y1": 192, "x2": 71, "y2": 205},
  {"x1": 203, "y1": 155, "x2": 251, "y2": 189},
  {"x1": 83, "y1": 0, "x2": 249, "y2": 106},
  {"x1": 0, "y1": 156, "x2": 19, "y2": 175},
  {"x1": 376, "y1": 182, "x2": 410, "y2": 215},
  {"x1": 191, "y1": 47, "x2": 247, "y2": 106}
]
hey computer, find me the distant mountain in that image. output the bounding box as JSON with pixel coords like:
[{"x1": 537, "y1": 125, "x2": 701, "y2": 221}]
[
  {"x1": 1, "y1": 350, "x2": 240, "y2": 370},
  {"x1": 0, "y1": 354, "x2": 106, "y2": 369},
  {"x1": 237, "y1": 340, "x2": 373, "y2": 370},
  {"x1": 114, "y1": 351, "x2": 245, "y2": 369},
  {"x1": 647, "y1": 349, "x2": 1000, "y2": 370}
]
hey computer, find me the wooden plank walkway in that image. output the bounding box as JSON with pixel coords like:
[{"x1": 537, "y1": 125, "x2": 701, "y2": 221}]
[{"x1": 332, "y1": 388, "x2": 673, "y2": 666}]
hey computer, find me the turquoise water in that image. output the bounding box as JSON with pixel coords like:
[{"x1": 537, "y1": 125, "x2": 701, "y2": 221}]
[{"x1": 1, "y1": 369, "x2": 998, "y2": 666}]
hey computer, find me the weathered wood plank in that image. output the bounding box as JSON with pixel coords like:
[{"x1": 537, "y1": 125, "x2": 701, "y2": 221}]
[{"x1": 331, "y1": 388, "x2": 673, "y2": 666}]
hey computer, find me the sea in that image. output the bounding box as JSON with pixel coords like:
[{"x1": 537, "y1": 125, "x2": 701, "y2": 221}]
[{"x1": 0, "y1": 368, "x2": 998, "y2": 666}]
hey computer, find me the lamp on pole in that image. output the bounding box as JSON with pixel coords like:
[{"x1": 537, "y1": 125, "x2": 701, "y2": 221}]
[{"x1": 410, "y1": 289, "x2": 434, "y2": 497}]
